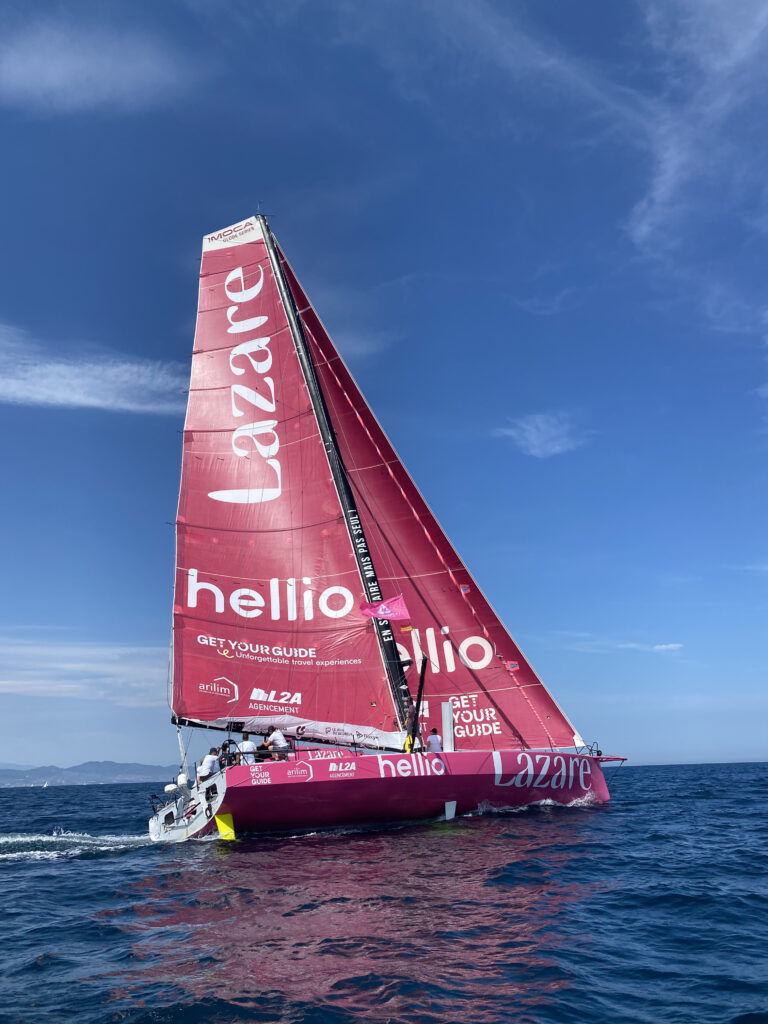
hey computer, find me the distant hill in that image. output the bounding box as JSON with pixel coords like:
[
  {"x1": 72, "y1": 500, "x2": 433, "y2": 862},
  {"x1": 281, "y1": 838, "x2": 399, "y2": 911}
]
[{"x1": 0, "y1": 760, "x2": 178, "y2": 787}]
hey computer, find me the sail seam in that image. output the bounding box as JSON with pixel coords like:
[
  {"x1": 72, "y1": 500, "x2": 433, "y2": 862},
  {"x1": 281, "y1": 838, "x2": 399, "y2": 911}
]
[
  {"x1": 174, "y1": 615, "x2": 365, "y2": 636},
  {"x1": 377, "y1": 569, "x2": 464, "y2": 581},
  {"x1": 191, "y1": 321, "x2": 292, "y2": 356},
  {"x1": 347, "y1": 460, "x2": 400, "y2": 472},
  {"x1": 430, "y1": 684, "x2": 521, "y2": 695},
  {"x1": 176, "y1": 516, "x2": 345, "y2": 534},
  {"x1": 183, "y1": 431, "x2": 320, "y2": 452},
  {"x1": 176, "y1": 566, "x2": 360, "y2": 582}
]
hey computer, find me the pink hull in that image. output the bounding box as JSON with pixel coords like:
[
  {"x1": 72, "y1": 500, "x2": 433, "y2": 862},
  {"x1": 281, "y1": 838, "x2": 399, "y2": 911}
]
[{"x1": 212, "y1": 749, "x2": 610, "y2": 835}]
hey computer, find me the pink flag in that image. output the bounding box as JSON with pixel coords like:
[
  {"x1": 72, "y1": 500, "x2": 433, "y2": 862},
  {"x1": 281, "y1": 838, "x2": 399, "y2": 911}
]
[{"x1": 359, "y1": 595, "x2": 411, "y2": 621}]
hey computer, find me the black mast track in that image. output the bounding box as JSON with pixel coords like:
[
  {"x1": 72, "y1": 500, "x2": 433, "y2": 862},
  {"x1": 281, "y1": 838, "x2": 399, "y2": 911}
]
[{"x1": 258, "y1": 214, "x2": 410, "y2": 727}]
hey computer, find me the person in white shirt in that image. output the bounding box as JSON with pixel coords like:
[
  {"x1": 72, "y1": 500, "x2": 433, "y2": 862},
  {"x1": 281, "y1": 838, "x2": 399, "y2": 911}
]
[
  {"x1": 197, "y1": 747, "x2": 219, "y2": 783},
  {"x1": 238, "y1": 732, "x2": 257, "y2": 765},
  {"x1": 425, "y1": 728, "x2": 443, "y2": 753},
  {"x1": 266, "y1": 725, "x2": 290, "y2": 760}
]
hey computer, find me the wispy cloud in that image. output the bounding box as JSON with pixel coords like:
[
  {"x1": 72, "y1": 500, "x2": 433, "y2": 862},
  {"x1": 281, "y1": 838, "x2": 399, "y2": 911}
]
[
  {"x1": 0, "y1": 637, "x2": 168, "y2": 707},
  {"x1": 0, "y1": 323, "x2": 187, "y2": 414},
  {"x1": 335, "y1": 0, "x2": 649, "y2": 139},
  {"x1": 627, "y1": 2, "x2": 768, "y2": 254},
  {"x1": 556, "y1": 631, "x2": 684, "y2": 655},
  {"x1": 333, "y1": 1, "x2": 768, "y2": 336},
  {"x1": 513, "y1": 288, "x2": 584, "y2": 317},
  {"x1": 331, "y1": 328, "x2": 398, "y2": 359},
  {"x1": 428, "y1": 0, "x2": 768, "y2": 271},
  {"x1": 423, "y1": 0, "x2": 649, "y2": 132},
  {"x1": 494, "y1": 411, "x2": 590, "y2": 458},
  {"x1": 0, "y1": 20, "x2": 200, "y2": 113}
]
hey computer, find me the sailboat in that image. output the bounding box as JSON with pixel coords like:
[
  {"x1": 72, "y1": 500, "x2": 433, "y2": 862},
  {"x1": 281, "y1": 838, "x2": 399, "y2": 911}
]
[{"x1": 148, "y1": 215, "x2": 622, "y2": 842}]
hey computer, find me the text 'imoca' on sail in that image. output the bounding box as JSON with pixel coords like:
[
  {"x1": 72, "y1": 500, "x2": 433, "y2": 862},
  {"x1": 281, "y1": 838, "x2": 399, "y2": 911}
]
[{"x1": 148, "y1": 215, "x2": 622, "y2": 842}]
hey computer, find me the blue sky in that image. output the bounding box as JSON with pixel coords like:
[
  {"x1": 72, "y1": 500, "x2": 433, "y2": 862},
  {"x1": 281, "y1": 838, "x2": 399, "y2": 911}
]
[{"x1": 0, "y1": 0, "x2": 765, "y2": 768}]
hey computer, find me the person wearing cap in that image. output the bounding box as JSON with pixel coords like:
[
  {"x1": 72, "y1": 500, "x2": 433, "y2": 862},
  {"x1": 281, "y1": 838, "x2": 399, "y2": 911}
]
[
  {"x1": 266, "y1": 725, "x2": 290, "y2": 760},
  {"x1": 218, "y1": 741, "x2": 238, "y2": 769},
  {"x1": 197, "y1": 747, "x2": 219, "y2": 784}
]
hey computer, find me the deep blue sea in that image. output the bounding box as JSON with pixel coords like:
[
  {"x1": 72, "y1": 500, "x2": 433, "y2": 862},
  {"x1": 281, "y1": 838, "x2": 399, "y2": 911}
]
[{"x1": 1, "y1": 762, "x2": 766, "y2": 1024}]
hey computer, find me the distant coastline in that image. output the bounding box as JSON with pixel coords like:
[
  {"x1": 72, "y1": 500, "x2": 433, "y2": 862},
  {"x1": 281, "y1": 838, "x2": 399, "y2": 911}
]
[{"x1": 0, "y1": 761, "x2": 177, "y2": 788}]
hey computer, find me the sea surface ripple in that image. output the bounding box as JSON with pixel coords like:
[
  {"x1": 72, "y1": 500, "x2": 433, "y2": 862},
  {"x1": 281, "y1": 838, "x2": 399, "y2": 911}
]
[{"x1": 0, "y1": 762, "x2": 766, "y2": 1024}]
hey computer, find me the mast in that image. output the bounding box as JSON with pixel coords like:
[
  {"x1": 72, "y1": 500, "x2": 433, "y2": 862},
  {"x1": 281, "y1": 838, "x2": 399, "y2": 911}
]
[{"x1": 258, "y1": 214, "x2": 410, "y2": 728}]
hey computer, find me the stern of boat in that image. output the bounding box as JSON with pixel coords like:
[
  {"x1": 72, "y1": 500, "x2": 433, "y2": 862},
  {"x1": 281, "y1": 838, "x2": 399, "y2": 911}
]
[{"x1": 148, "y1": 769, "x2": 229, "y2": 843}]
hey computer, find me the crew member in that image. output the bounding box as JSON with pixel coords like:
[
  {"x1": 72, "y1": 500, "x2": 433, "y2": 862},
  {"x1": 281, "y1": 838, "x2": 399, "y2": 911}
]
[
  {"x1": 197, "y1": 747, "x2": 219, "y2": 784},
  {"x1": 238, "y1": 732, "x2": 257, "y2": 765},
  {"x1": 404, "y1": 697, "x2": 421, "y2": 752},
  {"x1": 425, "y1": 728, "x2": 443, "y2": 753},
  {"x1": 266, "y1": 725, "x2": 290, "y2": 760},
  {"x1": 219, "y1": 741, "x2": 237, "y2": 769}
]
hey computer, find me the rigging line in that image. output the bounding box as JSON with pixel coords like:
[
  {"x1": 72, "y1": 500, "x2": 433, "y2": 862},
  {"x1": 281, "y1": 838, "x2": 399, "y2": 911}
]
[
  {"x1": 263, "y1": 221, "x2": 409, "y2": 728},
  {"x1": 281, "y1": 270, "x2": 406, "y2": 672},
  {"x1": 313, "y1": 336, "x2": 555, "y2": 747}
]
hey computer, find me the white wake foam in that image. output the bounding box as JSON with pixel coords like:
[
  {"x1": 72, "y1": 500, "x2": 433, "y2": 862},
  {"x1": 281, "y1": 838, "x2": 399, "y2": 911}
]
[{"x1": 0, "y1": 829, "x2": 150, "y2": 861}]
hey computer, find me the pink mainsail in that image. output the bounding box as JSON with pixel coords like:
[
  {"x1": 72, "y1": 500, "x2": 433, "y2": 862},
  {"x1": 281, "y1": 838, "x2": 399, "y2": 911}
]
[
  {"x1": 171, "y1": 216, "x2": 584, "y2": 753},
  {"x1": 280, "y1": 251, "x2": 584, "y2": 752},
  {"x1": 172, "y1": 219, "x2": 400, "y2": 748}
]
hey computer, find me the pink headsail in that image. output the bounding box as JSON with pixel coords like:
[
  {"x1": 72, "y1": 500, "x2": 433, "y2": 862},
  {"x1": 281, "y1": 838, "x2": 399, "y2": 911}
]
[{"x1": 170, "y1": 218, "x2": 584, "y2": 753}]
